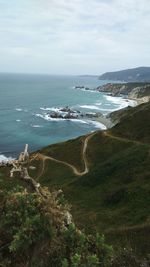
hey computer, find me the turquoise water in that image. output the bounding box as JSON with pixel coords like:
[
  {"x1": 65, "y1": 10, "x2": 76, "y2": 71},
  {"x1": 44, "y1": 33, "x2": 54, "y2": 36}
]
[{"x1": 0, "y1": 74, "x2": 131, "y2": 158}]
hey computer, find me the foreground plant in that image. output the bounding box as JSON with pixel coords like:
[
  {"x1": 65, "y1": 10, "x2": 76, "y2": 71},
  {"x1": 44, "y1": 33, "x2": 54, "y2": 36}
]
[{"x1": 0, "y1": 185, "x2": 113, "y2": 267}]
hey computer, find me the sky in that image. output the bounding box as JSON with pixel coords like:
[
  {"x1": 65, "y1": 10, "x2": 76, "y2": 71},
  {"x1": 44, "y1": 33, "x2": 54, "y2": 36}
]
[{"x1": 0, "y1": 0, "x2": 150, "y2": 75}]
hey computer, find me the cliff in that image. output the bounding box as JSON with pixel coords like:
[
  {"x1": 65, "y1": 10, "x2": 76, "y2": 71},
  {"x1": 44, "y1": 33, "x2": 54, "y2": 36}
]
[{"x1": 97, "y1": 82, "x2": 150, "y2": 101}]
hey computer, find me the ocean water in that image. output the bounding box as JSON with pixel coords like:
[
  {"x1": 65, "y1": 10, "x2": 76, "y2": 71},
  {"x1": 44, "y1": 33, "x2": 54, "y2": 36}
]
[{"x1": 0, "y1": 74, "x2": 135, "y2": 159}]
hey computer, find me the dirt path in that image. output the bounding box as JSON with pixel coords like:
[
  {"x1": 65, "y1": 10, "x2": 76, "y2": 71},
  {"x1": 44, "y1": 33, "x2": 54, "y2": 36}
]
[
  {"x1": 31, "y1": 132, "x2": 95, "y2": 178},
  {"x1": 30, "y1": 130, "x2": 144, "y2": 179},
  {"x1": 103, "y1": 131, "x2": 143, "y2": 145}
]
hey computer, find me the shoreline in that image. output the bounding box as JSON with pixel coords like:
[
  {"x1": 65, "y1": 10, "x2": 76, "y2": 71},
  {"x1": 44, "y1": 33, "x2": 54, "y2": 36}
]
[
  {"x1": 127, "y1": 95, "x2": 150, "y2": 105},
  {"x1": 89, "y1": 93, "x2": 150, "y2": 130},
  {"x1": 0, "y1": 92, "x2": 148, "y2": 163}
]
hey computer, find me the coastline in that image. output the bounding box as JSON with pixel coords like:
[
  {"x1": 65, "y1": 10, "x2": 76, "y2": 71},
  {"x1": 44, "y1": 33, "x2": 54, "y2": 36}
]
[
  {"x1": 89, "y1": 93, "x2": 150, "y2": 130},
  {"x1": 0, "y1": 95, "x2": 140, "y2": 163},
  {"x1": 127, "y1": 95, "x2": 150, "y2": 105},
  {"x1": 0, "y1": 85, "x2": 149, "y2": 163}
]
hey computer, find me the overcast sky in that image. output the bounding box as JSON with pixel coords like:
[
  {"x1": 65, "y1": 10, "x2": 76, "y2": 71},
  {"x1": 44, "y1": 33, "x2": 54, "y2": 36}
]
[{"x1": 0, "y1": 0, "x2": 150, "y2": 75}]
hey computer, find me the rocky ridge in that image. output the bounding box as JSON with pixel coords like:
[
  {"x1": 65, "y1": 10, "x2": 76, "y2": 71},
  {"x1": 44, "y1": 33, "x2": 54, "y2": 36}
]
[{"x1": 96, "y1": 83, "x2": 150, "y2": 102}]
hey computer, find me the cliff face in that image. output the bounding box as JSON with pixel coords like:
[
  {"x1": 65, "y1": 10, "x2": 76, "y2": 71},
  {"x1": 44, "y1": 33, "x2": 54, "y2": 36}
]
[
  {"x1": 97, "y1": 83, "x2": 150, "y2": 100},
  {"x1": 128, "y1": 86, "x2": 150, "y2": 98},
  {"x1": 97, "y1": 83, "x2": 131, "y2": 96}
]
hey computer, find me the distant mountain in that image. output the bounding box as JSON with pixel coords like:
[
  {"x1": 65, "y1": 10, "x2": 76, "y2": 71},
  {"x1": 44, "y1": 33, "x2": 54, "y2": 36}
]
[{"x1": 99, "y1": 67, "x2": 150, "y2": 82}]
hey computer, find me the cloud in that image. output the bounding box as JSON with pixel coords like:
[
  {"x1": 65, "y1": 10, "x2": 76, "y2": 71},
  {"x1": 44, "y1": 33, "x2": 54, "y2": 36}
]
[{"x1": 0, "y1": 0, "x2": 150, "y2": 74}]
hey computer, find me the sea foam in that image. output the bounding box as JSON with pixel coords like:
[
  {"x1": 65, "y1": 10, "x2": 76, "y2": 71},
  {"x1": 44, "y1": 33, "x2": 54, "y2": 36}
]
[
  {"x1": 15, "y1": 108, "x2": 22, "y2": 112},
  {"x1": 88, "y1": 120, "x2": 107, "y2": 130},
  {"x1": 0, "y1": 154, "x2": 15, "y2": 163},
  {"x1": 79, "y1": 105, "x2": 101, "y2": 110},
  {"x1": 104, "y1": 95, "x2": 137, "y2": 110},
  {"x1": 31, "y1": 124, "x2": 43, "y2": 128},
  {"x1": 36, "y1": 113, "x2": 88, "y2": 124}
]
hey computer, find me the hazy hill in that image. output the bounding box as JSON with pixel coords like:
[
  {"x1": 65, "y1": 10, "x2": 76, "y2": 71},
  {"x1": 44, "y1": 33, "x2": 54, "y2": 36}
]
[{"x1": 99, "y1": 67, "x2": 150, "y2": 82}]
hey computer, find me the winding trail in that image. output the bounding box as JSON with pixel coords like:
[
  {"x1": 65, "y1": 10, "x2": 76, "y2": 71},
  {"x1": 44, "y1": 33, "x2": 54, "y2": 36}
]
[
  {"x1": 103, "y1": 131, "x2": 144, "y2": 145},
  {"x1": 30, "y1": 130, "x2": 145, "y2": 179},
  {"x1": 30, "y1": 132, "x2": 95, "y2": 178}
]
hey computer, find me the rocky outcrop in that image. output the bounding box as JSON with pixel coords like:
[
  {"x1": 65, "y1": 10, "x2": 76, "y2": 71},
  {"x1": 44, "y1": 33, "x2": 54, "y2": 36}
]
[
  {"x1": 97, "y1": 83, "x2": 150, "y2": 101},
  {"x1": 128, "y1": 86, "x2": 150, "y2": 98},
  {"x1": 96, "y1": 83, "x2": 130, "y2": 96}
]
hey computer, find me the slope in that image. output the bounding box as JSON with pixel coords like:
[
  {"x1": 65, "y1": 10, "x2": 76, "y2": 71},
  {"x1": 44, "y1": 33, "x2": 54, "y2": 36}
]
[{"x1": 1, "y1": 101, "x2": 150, "y2": 259}]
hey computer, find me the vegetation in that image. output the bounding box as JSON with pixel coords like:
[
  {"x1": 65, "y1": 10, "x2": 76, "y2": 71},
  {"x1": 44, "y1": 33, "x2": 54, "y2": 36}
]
[
  {"x1": 39, "y1": 136, "x2": 85, "y2": 171},
  {"x1": 0, "y1": 184, "x2": 113, "y2": 267},
  {"x1": 111, "y1": 101, "x2": 150, "y2": 143},
  {"x1": 0, "y1": 101, "x2": 150, "y2": 266}
]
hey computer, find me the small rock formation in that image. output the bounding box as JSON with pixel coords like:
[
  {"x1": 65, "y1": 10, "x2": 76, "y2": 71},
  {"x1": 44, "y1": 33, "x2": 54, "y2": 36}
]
[
  {"x1": 75, "y1": 86, "x2": 85, "y2": 89},
  {"x1": 46, "y1": 106, "x2": 104, "y2": 120}
]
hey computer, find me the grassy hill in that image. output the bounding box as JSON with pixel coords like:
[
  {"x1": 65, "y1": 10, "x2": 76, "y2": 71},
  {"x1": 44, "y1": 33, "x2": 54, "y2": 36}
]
[
  {"x1": 111, "y1": 101, "x2": 150, "y2": 143},
  {"x1": 0, "y1": 101, "x2": 150, "y2": 265}
]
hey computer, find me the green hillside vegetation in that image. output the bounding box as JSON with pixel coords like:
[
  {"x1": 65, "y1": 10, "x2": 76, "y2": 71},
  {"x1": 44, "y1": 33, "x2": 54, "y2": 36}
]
[
  {"x1": 0, "y1": 175, "x2": 113, "y2": 267},
  {"x1": 111, "y1": 101, "x2": 150, "y2": 143},
  {"x1": 38, "y1": 136, "x2": 85, "y2": 171},
  {"x1": 0, "y1": 101, "x2": 150, "y2": 266}
]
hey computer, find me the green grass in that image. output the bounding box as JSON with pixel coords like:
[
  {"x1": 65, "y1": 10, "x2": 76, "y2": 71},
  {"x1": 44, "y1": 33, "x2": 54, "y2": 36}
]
[
  {"x1": 112, "y1": 101, "x2": 150, "y2": 143},
  {"x1": 38, "y1": 159, "x2": 76, "y2": 188},
  {"x1": 39, "y1": 135, "x2": 85, "y2": 171}
]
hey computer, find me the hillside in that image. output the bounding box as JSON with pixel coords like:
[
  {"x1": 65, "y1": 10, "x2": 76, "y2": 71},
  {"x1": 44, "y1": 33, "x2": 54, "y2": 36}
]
[
  {"x1": 110, "y1": 101, "x2": 150, "y2": 143},
  {"x1": 99, "y1": 67, "x2": 150, "y2": 82},
  {"x1": 108, "y1": 101, "x2": 150, "y2": 139},
  {"x1": 33, "y1": 102, "x2": 150, "y2": 253},
  {"x1": 0, "y1": 101, "x2": 150, "y2": 266}
]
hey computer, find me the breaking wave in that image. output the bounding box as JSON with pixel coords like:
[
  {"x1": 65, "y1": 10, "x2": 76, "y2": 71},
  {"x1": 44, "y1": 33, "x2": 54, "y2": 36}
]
[
  {"x1": 79, "y1": 105, "x2": 101, "y2": 110},
  {"x1": 35, "y1": 113, "x2": 88, "y2": 124},
  {"x1": 0, "y1": 154, "x2": 15, "y2": 163},
  {"x1": 31, "y1": 124, "x2": 43, "y2": 128},
  {"x1": 104, "y1": 95, "x2": 137, "y2": 110},
  {"x1": 15, "y1": 108, "x2": 22, "y2": 112}
]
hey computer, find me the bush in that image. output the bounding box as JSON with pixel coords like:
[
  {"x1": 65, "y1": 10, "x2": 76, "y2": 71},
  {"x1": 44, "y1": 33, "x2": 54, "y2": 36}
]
[{"x1": 0, "y1": 186, "x2": 113, "y2": 267}]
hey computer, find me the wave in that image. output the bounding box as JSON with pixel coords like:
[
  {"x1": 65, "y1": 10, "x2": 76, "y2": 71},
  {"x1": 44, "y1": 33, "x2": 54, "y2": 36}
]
[
  {"x1": 40, "y1": 107, "x2": 63, "y2": 112},
  {"x1": 15, "y1": 108, "x2": 22, "y2": 111},
  {"x1": 95, "y1": 102, "x2": 102, "y2": 106},
  {"x1": 0, "y1": 154, "x2": 15, "y2": 163},
  {"x1": 36, "y1": 113, "x2": 107, "y2": 129},
  {"x1": 69, "y1": 119, "x2": 88, "y2": 124},
  {"x1": 79, "y1": 105, "x2": 101, "y2": 110},
  {"x1": 104, "y1": 95, "x2": 137, "y2": 110},
  {"x1": 88, "y1": 120, "x2": 107, "y2": 130},
  {"x1": 15, "y1": 108, "x2": 28, "y2": 112},
  {"x1": 31, "y1": 124, "x2": 43, "y2": 128},
  {"x1": 16, "y1": 119, "x2": 21, "y2": 122},
  {"x1": 35, "y1": 113, "x2": 88, "y2": 124},
  {"x1": 80, "y1": 89, "x2": 98, "y2": 93},
  {"x1": 98, "y1": 108, "x2": 117, "y2": 112}
]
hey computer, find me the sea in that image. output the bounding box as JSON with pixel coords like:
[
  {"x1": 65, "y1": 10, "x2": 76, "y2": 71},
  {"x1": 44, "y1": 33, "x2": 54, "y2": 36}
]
[{"x1": 0, "y1": 73, "x2": 136, "y2": 161}]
